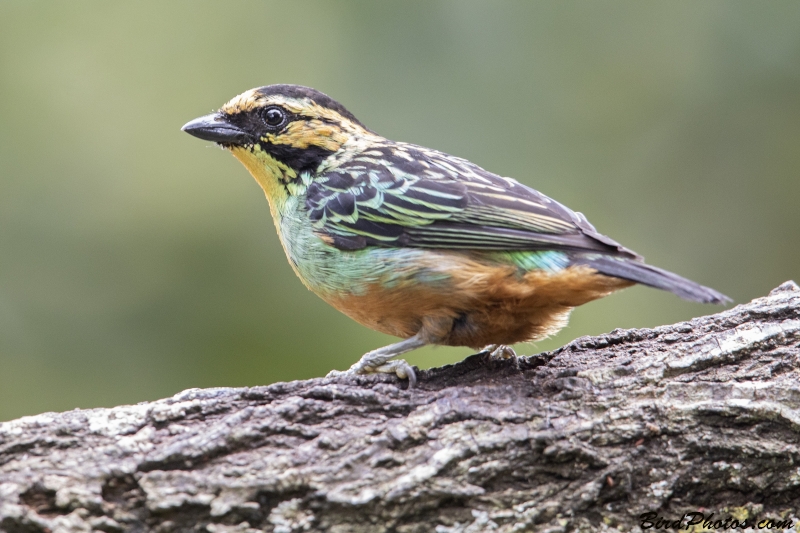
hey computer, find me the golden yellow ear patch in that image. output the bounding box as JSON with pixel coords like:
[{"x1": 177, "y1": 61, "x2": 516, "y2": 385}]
[{"x1": 264, "y1": 120, "x2": 348, "y2": 152}]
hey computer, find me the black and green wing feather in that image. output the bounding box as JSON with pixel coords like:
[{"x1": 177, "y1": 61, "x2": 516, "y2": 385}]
[
  {"x1": 307, "y1": 143, "x2": 634, "y2": 255},
  {"x1": 305, "y1": 142, "x2": 729, "y2": 304}
]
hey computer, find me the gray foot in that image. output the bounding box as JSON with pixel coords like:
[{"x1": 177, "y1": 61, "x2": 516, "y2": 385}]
[
  {"x1": 327, "y1": 359, "x2": 417, "y2": 388},
  {"x1": 326, "y1": 333, "x2": 426, "y2": 387}
]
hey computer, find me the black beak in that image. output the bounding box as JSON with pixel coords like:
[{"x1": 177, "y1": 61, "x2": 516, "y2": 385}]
[{"x1": 181, "y1": 113, "x2": 251, "y2": 145}]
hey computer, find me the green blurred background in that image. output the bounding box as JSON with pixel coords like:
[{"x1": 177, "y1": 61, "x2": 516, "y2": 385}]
[{"x1": 1, "y1": 1, "x2": 798, "y2": 421}]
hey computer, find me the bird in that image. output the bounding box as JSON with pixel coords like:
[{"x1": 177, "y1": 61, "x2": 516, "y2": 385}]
[{"x1": 182, "y1": 84, "x2": 730, "y2": 386}]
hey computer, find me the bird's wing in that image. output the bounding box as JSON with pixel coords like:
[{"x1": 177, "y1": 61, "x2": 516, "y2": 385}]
[{"x1": 306, "y1": 143, "x2": 639, "y2": 258}]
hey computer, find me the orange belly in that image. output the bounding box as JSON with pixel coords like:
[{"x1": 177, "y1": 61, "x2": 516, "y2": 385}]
[{"x1": 323, "y1": 253, "x2": 633, "y2": 348}]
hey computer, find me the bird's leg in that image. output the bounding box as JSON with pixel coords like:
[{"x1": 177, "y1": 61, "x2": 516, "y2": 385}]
[
  {"x1": 481, "y1": 344, "x2": 518, "y2": 360},
  {"x1": 327, "y1": 333, "x2": 427, "y2": 387}
]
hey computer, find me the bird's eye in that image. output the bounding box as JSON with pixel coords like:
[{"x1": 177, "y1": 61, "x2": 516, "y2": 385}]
[{"x1": 263, "y1": 107, "x2": 287, "y2": 128}]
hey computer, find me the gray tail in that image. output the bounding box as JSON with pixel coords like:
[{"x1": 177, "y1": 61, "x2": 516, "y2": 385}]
[{"x1": 575, "y1": 256, "x2": 731, "y2": 305}]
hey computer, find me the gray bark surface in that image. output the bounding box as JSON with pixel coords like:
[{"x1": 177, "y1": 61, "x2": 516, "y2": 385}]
[{"x1": 1, "y1": 282, "x2": 799, "y2": 533}]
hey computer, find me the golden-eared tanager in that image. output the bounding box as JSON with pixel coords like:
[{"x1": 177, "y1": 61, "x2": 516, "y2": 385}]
[{"x1": 182, "y1": 85, "x2": 729, "y2": 386}]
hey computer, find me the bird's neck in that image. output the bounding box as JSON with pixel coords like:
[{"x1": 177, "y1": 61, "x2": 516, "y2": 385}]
[
  {"x1": 230, "y1": 132, "x2": 386, "y2": 208},
  {"x1": 315, "y1": 131, "x2": 387, "y2": 174},
  {"x1": 229, "y1": 145, "x2": 295, "y2": 227}
]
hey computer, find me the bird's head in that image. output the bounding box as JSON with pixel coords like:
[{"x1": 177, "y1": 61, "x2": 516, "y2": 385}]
[{"x1": 183, "y1": 85, "x2": 377, "y2": 209}]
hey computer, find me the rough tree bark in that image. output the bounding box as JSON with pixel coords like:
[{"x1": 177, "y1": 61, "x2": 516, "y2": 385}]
[{"x1": 1, "y1": 282, "x2": 799, "y2": 533}]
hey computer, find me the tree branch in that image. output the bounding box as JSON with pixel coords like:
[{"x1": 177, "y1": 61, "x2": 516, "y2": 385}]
[{"x1": 2, "y1": 281, "x2": 799, "y2": 532}]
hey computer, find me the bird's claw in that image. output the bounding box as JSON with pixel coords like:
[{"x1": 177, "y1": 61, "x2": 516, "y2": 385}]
[
  {"x1": 326, "y1": 359, "x2": 417, "y2": 388},
  {"x1": 481, "y1": 344, "x2": 518, "y2": 360},
  {"x1": 366, "y1": 359, "x2": 417, "y2": 388}
]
